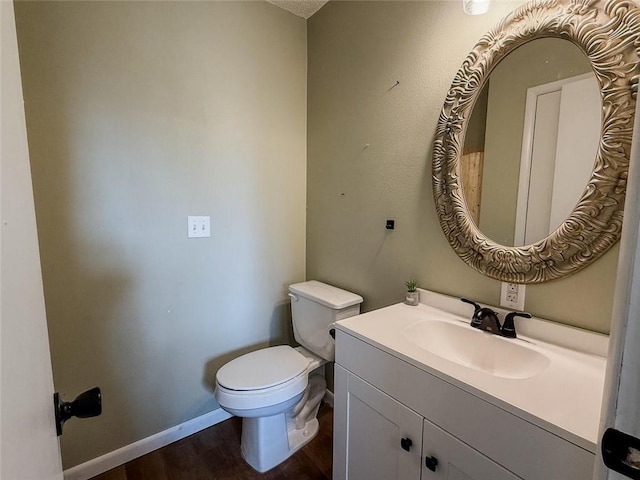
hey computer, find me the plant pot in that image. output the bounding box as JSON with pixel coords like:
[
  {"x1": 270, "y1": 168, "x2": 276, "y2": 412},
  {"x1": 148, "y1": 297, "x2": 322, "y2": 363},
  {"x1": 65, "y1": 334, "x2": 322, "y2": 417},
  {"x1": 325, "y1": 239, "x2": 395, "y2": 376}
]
[{"x1": 405, "y1": 290, "x2": 419, "y2": 306}]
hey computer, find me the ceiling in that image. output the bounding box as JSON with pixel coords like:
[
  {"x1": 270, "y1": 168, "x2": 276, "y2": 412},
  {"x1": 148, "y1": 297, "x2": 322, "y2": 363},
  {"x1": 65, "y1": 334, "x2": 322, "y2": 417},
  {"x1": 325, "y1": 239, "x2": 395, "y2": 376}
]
[{"x1": 266, "y1": 0, "x2": 329, "y2": 19}]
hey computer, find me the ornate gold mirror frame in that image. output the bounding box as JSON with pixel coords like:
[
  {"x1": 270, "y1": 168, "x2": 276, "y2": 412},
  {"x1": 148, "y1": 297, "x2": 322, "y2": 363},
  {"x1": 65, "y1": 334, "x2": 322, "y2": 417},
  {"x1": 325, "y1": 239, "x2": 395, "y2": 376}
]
[{"x1": 433, "y1": 0, "x2": 640, "y2": 283}]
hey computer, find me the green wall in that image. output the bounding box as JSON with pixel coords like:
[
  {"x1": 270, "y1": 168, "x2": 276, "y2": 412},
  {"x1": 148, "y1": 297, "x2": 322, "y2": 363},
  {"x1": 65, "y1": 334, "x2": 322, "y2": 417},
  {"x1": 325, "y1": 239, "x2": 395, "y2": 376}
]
[
  {"x1": 307, "y1": 0, "x2": 619, "y2": 334},
  {"x1": 15, "y1": 1, "x2": 307, "y2": 469}
]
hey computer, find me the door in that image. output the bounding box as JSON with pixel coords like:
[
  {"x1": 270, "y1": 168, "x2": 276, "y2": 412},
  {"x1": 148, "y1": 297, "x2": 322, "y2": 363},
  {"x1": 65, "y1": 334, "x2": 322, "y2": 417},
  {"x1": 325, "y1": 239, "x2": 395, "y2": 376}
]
[
  {"x1": 421, "y1": 419, "x2": 519, "y2": 480},
  {"x1": 1, "y1": 1, "x2": 63, "y2": 478},
  {"x1": 549, "y1": 74, "x2": 600, "y2": 232},
  {"x1": 333, "y1": 365, "x2": 423, "y2": 480},
  {"x1": 514, "y1": 73, "x2": 600, "y2": 245},
  {"x1": 595, "y1": 92, "x2": 640, "y2": 480}
]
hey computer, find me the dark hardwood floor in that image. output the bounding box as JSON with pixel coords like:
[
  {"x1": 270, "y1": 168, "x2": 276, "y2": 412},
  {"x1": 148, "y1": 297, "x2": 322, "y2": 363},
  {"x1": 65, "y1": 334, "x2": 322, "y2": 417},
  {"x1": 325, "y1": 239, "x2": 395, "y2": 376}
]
[{"x1": 91, "y1": 404, "x2": 333, "y2": 480}]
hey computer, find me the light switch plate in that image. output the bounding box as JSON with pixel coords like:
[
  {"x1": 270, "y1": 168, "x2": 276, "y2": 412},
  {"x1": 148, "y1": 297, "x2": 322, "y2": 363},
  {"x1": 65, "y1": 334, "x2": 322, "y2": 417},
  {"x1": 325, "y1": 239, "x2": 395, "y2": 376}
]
[{"x1": 188, "y1": 216, "x2": 210, "y2": 238}]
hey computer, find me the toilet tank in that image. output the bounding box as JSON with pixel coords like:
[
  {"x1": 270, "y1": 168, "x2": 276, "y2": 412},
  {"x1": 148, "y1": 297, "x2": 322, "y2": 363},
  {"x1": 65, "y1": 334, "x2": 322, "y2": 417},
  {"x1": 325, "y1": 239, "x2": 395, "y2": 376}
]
[{"x1": 288, "y1": 281, "x2": 363, "y2": 361}]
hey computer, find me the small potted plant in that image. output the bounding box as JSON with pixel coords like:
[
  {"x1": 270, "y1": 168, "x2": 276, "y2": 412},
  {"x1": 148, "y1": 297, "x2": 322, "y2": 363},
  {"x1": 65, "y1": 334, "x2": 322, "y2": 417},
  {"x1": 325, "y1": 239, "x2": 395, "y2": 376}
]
[{"x1": 405, "y1": 279, "x2": 419, "y2": 306}]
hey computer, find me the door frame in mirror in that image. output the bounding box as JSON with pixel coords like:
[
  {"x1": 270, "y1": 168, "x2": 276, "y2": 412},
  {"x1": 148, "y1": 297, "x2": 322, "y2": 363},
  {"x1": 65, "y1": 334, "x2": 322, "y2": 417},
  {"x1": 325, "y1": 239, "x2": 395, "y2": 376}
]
[{"x1": 433, "y1": 0, "x2": 640, "y2": 283}]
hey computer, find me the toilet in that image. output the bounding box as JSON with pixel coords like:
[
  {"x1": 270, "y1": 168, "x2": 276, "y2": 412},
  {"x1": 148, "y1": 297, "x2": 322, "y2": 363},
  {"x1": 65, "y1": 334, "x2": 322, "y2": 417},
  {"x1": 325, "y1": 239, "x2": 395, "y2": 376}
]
[{"x1": 214, "y1": 280, "x2": 363, "y2": 472}]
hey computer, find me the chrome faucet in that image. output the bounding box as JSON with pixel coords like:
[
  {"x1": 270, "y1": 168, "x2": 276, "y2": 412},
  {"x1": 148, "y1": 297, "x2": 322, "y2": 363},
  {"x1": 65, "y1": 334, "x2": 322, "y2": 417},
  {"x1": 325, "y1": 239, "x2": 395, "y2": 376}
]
[{"x1": 461, "y1": 298, "x2": 531, "y2": 338}]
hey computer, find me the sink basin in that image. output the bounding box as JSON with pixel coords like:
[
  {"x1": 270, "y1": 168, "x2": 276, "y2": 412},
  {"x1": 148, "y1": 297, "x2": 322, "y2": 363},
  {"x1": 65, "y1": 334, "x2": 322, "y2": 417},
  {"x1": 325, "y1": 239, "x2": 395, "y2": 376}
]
[{"x1": 402, "y1": 320, "x2": 550, "y2": 379}]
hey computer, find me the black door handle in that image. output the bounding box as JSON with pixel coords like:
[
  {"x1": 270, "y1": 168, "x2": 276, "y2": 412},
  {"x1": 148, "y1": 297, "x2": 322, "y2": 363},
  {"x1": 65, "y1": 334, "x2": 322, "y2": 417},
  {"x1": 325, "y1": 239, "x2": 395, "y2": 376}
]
[
  {"x1": 425, "y1": 455, "x2": 439, "y2": 471},
  {"x1": 400, "y1": 437, "x2": 412, "y2": 452},
  {"x1": 54, "y1": 387, "x2": 102, "y2": 436},
  {"x1": 602, "y1": 428, "x2": 640, "y2": 479}
]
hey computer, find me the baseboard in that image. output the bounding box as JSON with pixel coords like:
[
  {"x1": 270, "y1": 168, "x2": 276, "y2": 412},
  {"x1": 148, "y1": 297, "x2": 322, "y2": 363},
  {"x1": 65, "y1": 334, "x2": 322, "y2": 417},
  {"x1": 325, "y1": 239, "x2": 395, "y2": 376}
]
[
  {"x1": 323, "y1": 389, "x2": 334, "y2": 407},
  {"x1": 63, "y1": 408, "x2": 232, "y2": 480}
]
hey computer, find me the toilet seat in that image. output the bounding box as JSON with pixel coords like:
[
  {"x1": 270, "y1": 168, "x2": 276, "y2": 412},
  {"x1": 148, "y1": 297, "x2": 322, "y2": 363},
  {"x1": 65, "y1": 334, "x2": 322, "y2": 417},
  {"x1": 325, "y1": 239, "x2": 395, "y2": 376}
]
[
  {"x1": 215, "y1": 374, "x2": 307, "y2": 412},
  {"x1": 217, "y1": 345, "x2": 309, "y2": 391},
  {"x1": 215, "y1": 345, "x2": 311, "y2": 412}
]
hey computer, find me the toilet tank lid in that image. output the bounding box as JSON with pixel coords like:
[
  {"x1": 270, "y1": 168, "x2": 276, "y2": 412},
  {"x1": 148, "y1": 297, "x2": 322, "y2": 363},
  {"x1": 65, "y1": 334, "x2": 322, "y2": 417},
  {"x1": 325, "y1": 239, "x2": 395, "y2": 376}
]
[{"x1": 289, "y1": 281, "x2": 363, "y2": 309}]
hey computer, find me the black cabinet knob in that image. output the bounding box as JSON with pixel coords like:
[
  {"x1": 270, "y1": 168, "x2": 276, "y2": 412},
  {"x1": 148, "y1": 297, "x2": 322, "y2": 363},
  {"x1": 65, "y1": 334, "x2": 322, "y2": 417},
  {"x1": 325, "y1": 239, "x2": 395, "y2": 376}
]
[
  {"x1": 425, "y1": 455, "x2": 439, "y2": 472},
  {"x1": 400, "y1": 437, "x2": 412, "y2": 452}
]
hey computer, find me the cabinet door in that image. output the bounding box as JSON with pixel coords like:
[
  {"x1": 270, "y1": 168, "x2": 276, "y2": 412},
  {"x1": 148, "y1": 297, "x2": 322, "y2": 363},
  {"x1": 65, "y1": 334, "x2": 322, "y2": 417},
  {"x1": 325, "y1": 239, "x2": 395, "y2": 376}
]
[
  {"x1": 334, "y1": 365, "x2": 423, "y2": 480},
  {"x1": 422, "y1": 418, "x2": 521, "y2": 480}
]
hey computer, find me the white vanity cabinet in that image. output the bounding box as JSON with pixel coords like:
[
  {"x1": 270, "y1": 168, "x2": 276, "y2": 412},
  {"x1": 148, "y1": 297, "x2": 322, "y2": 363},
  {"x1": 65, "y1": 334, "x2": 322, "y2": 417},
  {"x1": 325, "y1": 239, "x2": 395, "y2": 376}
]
[
  {"x1": 333, "y1": 326, "x2": 597, "y2": 480},
  {"x1": 334, "y1": 364, "x2": 519, "y2": 480}
]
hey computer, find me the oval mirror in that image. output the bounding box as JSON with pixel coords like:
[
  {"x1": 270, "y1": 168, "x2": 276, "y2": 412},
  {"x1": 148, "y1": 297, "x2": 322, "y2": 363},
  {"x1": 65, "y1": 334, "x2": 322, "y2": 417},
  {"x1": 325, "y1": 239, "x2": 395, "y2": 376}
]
[{"x1": 433, "y1": 0, "x2": 640, "y2": 283}]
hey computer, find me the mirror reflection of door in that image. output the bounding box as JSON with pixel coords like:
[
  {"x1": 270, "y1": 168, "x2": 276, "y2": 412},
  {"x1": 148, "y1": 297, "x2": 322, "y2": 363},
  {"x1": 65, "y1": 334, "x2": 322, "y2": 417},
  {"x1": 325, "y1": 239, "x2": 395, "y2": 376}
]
[
  {"x1": 515, "y1": 73, "x2": 600, "y2": 246},
  {"x1": 461, "y1": 38, "x2": 595, "y2": 246}
]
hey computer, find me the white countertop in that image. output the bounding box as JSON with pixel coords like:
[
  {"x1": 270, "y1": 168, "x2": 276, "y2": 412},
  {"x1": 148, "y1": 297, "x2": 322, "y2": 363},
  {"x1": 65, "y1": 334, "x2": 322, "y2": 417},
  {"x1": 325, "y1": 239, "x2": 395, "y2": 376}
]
[{"x1": 335, "y1": 290, "x2": 608, "y2": 452}]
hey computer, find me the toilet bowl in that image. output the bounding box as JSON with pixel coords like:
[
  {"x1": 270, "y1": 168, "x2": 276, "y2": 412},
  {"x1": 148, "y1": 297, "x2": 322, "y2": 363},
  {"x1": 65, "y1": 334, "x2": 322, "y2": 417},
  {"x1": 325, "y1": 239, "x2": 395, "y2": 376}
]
[
  {"x1": 215, "y1": 345, "x2": 326, "y2": 472},
  {"x1": 214, "y1": 281, "x2": 363, "y2": 473}
]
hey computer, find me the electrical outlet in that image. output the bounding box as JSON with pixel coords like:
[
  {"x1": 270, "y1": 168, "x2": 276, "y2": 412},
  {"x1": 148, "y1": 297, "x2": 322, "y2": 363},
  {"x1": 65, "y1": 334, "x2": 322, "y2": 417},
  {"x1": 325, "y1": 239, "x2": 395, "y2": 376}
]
[
  {"x1": 187, "y1": 216, "x2": 211, "y2": 238},
  {"x1": 500, "y1": 282, "x2": 526, "y2": 310}
]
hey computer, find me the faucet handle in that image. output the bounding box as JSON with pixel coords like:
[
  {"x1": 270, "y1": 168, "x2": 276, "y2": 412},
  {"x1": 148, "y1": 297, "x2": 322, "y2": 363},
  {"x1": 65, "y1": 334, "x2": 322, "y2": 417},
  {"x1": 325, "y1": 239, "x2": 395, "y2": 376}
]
[
  {"x1": 460, "y1": 297, "x2": 482, "y2": 312},
  {"x1": 501, "y1": 311, "x2": 532, "y2": 338},
  {"x1": 461, "y1": 298, "x2": 500, "y2": 331}
]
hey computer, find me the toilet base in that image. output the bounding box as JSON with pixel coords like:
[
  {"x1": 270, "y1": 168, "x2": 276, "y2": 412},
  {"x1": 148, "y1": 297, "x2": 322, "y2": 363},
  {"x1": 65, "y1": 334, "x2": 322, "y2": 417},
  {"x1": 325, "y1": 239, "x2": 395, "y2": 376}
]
[
  {"x1": 287, "y1": 417, "x2": 319, "y2": 455},
  {"x1": 240, "y1": 413, "x2": 320, "y2": 473},
  {"x1": 240, "y1": 375, "x2": 327, "y2": 473}
]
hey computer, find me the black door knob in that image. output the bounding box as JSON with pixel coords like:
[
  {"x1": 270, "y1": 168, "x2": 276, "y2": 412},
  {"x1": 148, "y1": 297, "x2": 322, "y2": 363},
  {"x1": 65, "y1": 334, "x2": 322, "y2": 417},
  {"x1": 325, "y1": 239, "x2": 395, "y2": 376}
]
[
  {"x1": 602, "y1": 428, "x2": 640, "y2": 479},
  {"x1": 54, "y1": 387, "x2": 102, "y2": 436},
  {"x1": 425, "y1": 455, "x2": 439, "y2": 472},
  {"x1": 400, "y1": 437, "x2": 412, "y2": 452}
]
